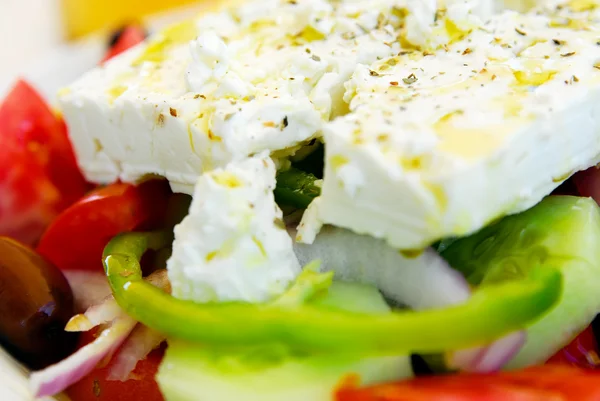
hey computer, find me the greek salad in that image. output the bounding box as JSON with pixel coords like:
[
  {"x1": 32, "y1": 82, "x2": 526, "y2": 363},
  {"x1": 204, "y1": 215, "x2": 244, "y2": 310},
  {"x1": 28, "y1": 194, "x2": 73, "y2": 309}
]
[{"x1": 3, "y1": 1, "x2": 600, "y2": 400}]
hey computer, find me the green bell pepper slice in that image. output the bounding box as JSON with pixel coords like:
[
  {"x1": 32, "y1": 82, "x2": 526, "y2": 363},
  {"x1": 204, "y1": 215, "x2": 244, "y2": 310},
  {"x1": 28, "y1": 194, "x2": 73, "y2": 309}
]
[{"x1": 103, "y1": 232, "x2": 562, "y2": 355}]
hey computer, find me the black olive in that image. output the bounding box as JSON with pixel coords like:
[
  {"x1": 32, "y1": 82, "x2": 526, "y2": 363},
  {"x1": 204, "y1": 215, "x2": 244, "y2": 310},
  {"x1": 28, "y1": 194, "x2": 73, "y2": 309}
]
[{"x1": 0, "y1": 237, "x2": 78, "y2": 369}]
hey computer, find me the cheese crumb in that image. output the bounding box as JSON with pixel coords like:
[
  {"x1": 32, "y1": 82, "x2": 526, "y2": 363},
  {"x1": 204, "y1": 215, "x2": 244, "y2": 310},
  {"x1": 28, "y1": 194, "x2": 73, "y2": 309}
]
[{"x1": 167, "y1": 154, "x2": 301, "y2": 303}]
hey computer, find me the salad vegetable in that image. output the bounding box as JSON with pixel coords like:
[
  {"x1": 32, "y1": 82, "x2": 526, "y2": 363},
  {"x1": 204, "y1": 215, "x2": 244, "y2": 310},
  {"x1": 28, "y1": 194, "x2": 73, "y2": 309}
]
[
  {"x1": 3, "y1": 0, "x2": 600, "y2": 399},
  {"x1": 37, "y1": 180, "x2": 171, "y2": 272},
  {"x1": 102, "y1": 231, "x2": 561, "y2": 354},
  {"x1": 441, "y1": 196, "x2": 600, "y2": 368},
  {"x1": 547, "y1": 325, "x2": 600, "y2": 369},
  {"x1": 29, "y1": 270, "x2": 171, "y2": 397},
  {"x1": 65, "y1": 332, "x2": 165, "y2": 401},
  {"x1": 157, "y1": 281, "x2": 412, "y2": 401},
  {"x1": 0, "y1": 80, "x2": 88, "y2": 245},
  {"x1": 336, "y1": 365, "x2": 600, "y2": 401},
  {"x1": 292, "y1": 226, "x2": 527, "y2": 373}
]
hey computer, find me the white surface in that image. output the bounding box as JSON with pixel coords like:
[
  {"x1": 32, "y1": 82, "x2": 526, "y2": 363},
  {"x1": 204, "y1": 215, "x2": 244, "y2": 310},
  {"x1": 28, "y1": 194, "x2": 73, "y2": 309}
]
[
  {"x1": 167, "y1": 155, "x2": 301, "y2": 303},
  {"x1": 57, "y1": 0, "x2": 412, "y2": 194},
  {"x1": 0, "y1": 0, "x2": 63, "y2": 92},
  {"x1": 0, "y1": 2, "x2": 210, "y2": 101},
  {"x1": 0, "y1": 0, "x2": 103, "y2": 102},
  {"x1": 299, "y1": 7, "x2": 600, "y2": 250}
]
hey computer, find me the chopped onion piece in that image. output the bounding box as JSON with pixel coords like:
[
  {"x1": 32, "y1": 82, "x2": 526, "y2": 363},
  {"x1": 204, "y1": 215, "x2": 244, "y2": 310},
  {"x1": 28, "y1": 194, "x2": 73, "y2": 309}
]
[
  {"x1": 30, "y1": 270, "x2": 172, "y2": 397},
  {"x1": 65, "y1": 296, "x2": 122, "y2": 332},
  {"x1": 450, "y1": 331, "x2": 527, "y2": 373},
  {"x1": 63, "y1": 270, "x2": 112, "y2": 312},
  {"x1": 107, "y1": 325, "x2": 166, "y2": 381},
  {"x1": 291, "y1": 226, "x2": 471, "y2": 308},
  {"x1": 29, "y1": 317, "x2": 137, "y2": 398}
]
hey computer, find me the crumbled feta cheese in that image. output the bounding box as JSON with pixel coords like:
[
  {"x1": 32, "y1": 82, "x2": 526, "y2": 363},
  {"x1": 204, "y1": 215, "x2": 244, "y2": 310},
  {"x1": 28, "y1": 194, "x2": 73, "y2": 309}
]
[{"x1": 167, "y1": 154, "x2": 301, "y2": 303}]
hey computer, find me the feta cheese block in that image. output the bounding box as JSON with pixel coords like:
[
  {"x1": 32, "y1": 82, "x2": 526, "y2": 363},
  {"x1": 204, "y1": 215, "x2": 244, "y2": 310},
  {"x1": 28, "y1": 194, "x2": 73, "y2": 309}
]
[
  {"x1": 167, "y1": 154, "x2": 301, "y2": 303},
  {"x1": 58, "y1": 0, "x2": 440, "y2": 194},
  {"x1": 299, "y1": 8, "x2": 600, "y2": 250}
]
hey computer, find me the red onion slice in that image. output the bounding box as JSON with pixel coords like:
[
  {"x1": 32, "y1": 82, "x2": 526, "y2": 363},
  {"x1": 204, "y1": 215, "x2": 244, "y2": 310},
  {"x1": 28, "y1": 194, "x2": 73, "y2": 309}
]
[
  {"x1": 450, "y1": 331, "x2": 526, "y2": 373},
  {"x1": 107, "y1": 325, "x2": 166, "y2": 381},
  {"x1": 291, "y1": 225, "x2": 525, "y2": 372},
  {"x1": 30, "y1": 270, "x2": 172, "y2": 397},
  {"x1": 63, "y1": 270, "x2": 113, "y2": 313},
  {"x1": 29, "y1": 317, "x2": 137, "y2": 398},
  {"x1": 65, "y1": 296, "x2": 123, "y2": 332}
]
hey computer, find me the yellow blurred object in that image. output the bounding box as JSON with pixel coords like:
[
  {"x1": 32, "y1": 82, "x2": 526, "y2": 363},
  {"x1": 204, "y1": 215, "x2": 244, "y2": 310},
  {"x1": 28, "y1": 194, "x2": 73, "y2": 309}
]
[{"x1": 61, "y1": 0, "x2": 235, "y2": 39}]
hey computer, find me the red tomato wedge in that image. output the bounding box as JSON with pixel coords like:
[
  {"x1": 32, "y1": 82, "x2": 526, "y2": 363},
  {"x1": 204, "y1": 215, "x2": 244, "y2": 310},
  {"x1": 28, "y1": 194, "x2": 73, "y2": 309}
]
[
  {"x1": 102, "y1": 25, "x2": 146, "y2": 63},
  {"x1": 336, "y1": 365, "x2": 600, "y2": 401},
  {"x1": 0, "y1": 80, "x2": 88, "y2": 245},
  {"x1": 37, "y1": 180, "x2": 171, "y2": 271},
  {"x1": 66, "y1": 331, "x2": 165, "y2": 401},
  {"x1": 547, "y1": 326, "x2": 600, "y2": 369}
]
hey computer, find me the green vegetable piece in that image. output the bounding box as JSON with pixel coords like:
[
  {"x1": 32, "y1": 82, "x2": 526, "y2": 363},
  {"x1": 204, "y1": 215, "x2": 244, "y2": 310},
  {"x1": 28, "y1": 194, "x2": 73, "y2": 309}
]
[
  {"x1": 311, "y1": 282, "x2": 392, "y2": 315},
  {"x1": 274, "y1": 167, "x2": 321, "y2": 209},
  {"x1": 104, "y1": 232, "x2": 562, "y2": 355},
  {"x1": 271, "y1": 261, "x2": 333, "y2": 308},
  {"x1": 158, "y1": 341, "x2": 412, "y2": 401},
  {"x1": 157, "y1": 281, "x2": 411, "y2": 401},
  {"x1": 441, "y1": 196, "x2": 600, "y2": 368}
]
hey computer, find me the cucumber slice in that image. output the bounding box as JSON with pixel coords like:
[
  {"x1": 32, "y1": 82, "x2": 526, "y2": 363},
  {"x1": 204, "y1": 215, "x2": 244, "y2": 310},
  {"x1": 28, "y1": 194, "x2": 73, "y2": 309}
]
[
  {"x1": 158, "y1": 344, "x2": 410, "y2": 401},
  {"x1": 441, "y1": 196, "x2": 600, "y2": 368},
  {"x1": 157, "y1": 282, "x2": 413, "y2": 401},
  {"x1": 310, "y1": 281, "x2": 391, "y2": 314}
]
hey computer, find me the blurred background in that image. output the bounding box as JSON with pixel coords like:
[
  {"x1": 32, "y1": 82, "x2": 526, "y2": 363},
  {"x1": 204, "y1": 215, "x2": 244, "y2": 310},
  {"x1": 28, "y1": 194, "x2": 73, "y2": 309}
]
[{"x1": 0, "y1": 0, "x2": 213, "y2": 98}]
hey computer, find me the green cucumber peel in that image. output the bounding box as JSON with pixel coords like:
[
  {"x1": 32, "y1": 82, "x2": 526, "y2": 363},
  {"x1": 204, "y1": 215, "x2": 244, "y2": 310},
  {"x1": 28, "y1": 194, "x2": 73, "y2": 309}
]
[{"x1": 441, "y1": 195, "x2": 600, "y2": 367}]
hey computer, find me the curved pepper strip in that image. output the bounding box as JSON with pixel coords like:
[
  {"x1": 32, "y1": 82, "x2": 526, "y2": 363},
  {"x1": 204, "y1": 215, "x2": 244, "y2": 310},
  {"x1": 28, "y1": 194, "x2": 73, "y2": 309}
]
[{"x1": 103, "y1": 232, "x2": 563, "y2": 355}]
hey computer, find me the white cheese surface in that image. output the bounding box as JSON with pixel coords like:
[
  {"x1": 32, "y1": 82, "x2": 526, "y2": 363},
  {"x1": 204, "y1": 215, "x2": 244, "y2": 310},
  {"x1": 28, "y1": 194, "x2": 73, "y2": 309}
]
[
  {"x1": 299, "y1": 8, "x2": 600, "y2": 249},
  {"x1": 60, "y1": 0, "x2": 600, "y2": 254},
  {"x1": 58, "y1": 0, "x2": 493, "y2": 194},
  {"x1": 58, "y1": 0, "x2": 423, "y2": 194},
  {"x1": 167, "y1": 155, "x2": 301, "y2": 303}
]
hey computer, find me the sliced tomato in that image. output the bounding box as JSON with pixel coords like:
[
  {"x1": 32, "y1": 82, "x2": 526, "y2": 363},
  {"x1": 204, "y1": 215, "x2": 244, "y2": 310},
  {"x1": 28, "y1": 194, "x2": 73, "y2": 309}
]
[
  {"x1": 0, "y1": 80, "x2": 88, "y2": 244},
  {"x1": 547, "y1": 325, "x2": 600, "y2": 369},
  {"x1": 37, "y1": 180, "x2": 171, "y2": 271},
  {"x1": 336, "y1": 365, "x2": 600, "y2": 401},
  {"x1": 0, "y1": 145, "x2": 59, "y2": 244},
  {"x1": 102, "y1": 25, "x2": 146, "y2": 63},
  {"x1": 66, "y1": 331, "x2": 165, "y2": 401}
]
